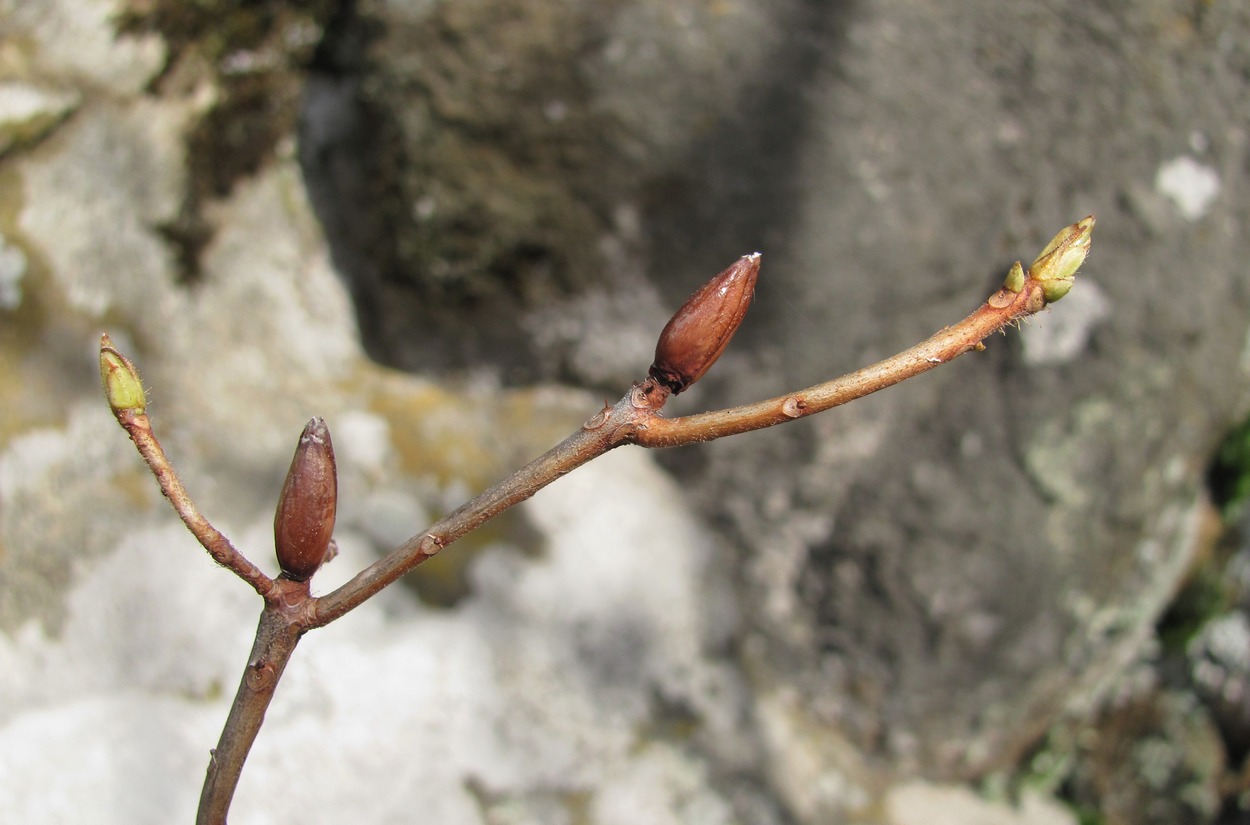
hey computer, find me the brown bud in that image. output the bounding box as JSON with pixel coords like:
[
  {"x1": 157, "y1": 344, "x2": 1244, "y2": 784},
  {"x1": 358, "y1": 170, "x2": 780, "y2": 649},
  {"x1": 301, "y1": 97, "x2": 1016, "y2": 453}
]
[
  {"x1": 649, "y1": 253, "x2": 760, "y2": 395},
  {"x1": 274, "y1": 418, "x2": 338, "y2": 582}
]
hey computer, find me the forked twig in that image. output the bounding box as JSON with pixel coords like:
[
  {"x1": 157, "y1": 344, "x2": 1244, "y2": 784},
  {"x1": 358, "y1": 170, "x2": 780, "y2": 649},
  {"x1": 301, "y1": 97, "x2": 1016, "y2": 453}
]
[{"x1": 100, "y1": 216, "x2": 1095, "y2": 824}]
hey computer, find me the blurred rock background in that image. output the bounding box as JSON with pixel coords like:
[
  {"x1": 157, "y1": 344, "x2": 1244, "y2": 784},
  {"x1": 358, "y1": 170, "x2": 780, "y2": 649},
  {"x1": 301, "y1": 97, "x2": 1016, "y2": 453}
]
[{"x1": 2, "y1": 0, "x2": 1249, "y2": 823}]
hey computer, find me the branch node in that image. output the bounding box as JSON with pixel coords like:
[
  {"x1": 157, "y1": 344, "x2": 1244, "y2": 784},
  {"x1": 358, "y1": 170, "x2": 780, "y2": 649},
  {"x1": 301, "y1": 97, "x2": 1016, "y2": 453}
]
[
  {"x1": 630, "y1": 378, "x2": 669, "y2": 411},
  {"x1": 987, "y1": 288, "x2": 1016, "y2": 310},
  {"x1": 583, "y1": 403, "x2": 612, "y2": 430},
  {"x1": 418, "y1": 534, "x2": 444, "y2": 557},
  {"x1": 245, "y1": 659, "x2": 278, "y2": 691},
  {"x1": 781, "y1": 396, "x2": 807, "y2": 418}
]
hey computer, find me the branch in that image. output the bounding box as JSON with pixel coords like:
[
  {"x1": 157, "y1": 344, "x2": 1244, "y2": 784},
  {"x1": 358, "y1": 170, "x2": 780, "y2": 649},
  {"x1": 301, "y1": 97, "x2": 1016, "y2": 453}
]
[
  {"x1": 98, "y1": 214, "x2": 1095, "y2": 825},
  {"x1": 311, "y1": 215, "x2": 1095, "y2": 625},
  {"x1": 635, "y1": 277, "x2": 1040, "y2": 446},
  {"x1": 310, "y1": 416, "x2": 624, "y2": 625},
  {"x1": 636, "y1": 213, "x2": 1095, "y2": 445},
  {"x1": 100, "y1": 336, "x2": 275, "y2": 597},
  {"x1": 197, "y1": 579, "x2": 311, "y2": 825}
]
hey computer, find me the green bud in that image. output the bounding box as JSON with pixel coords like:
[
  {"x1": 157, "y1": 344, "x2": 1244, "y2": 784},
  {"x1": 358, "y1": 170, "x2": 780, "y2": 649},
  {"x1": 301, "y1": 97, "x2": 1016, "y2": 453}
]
[
  {"x1": 99, "y1": 333, "x2": 147, "y2": 414},
  {"x1": 1003, "y1": 261, "x2": 1025, "y2": 293},
  {"x1": 1028, "y1": 215, "x2": 1095, "y2": 303},
  {"x1": 1040, "y1": 277, "x2": 1075, "y2": 303}
]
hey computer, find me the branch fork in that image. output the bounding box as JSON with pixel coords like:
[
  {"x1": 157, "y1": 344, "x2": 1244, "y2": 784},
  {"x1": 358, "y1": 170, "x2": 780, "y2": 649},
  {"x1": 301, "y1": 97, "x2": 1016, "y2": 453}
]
[{"x1": 100, "y1": 215, "x2": 1095, "y2": 824}]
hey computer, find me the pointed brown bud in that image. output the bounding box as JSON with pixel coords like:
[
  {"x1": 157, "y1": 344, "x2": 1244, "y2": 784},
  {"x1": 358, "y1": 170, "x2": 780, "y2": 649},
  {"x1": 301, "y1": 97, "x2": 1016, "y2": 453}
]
[
  {"x1": 649, "y1": 253, "x2": 760, "y2": 395},
  {"x1": 274, "y1": 418, "x2": 338, "y2": 582}
]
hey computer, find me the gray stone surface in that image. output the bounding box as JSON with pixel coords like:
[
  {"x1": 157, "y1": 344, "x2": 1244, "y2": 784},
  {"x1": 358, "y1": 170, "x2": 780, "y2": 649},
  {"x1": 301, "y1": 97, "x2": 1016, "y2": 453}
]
[
  {"x1": 311, "y1": 0, "x2": 1250, "y2": 805},
  {"x1": 707, "y1": 1, "x2": 1250, "y2": 795}
]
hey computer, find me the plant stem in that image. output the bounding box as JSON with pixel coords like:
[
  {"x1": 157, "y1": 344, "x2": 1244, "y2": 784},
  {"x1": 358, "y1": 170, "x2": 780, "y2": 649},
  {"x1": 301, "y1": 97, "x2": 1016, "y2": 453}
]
[
  {"x1": 116, "y1": 409, "x2": 275, "y2": 596},
  {"x1": 310, "y1": 400, "x2": 639, "y2": 626},
  {"x1": 197, "y1": 580, "x2": 311, "y2": 825},
  {"x1": 636, "y1": 278, "x2": 1046, "y2": 446},
  {"x1": 311, "y1": 276, "x2": 1053, "y2": 627}
]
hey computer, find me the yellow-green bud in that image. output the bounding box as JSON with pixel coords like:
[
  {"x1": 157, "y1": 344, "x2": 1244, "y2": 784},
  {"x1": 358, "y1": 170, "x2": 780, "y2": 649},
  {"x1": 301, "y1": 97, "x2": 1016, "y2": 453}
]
[
  {"x1": 1028, "y1": 215, "x2": 1095, "y2": 303},
  {"x1": 99, "y1": 333, "x2": 147, "y2": 414},
  {"x1": 1003, "y1": 261, "x2": 1025, "y2": 293}
]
